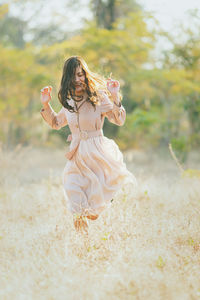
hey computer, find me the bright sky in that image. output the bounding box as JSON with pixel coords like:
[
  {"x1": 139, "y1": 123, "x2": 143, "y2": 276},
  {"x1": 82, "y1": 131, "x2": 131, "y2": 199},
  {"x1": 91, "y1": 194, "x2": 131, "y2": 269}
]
[{"x1": 141, "y1": 0, "x2": 200, "y2": 31}]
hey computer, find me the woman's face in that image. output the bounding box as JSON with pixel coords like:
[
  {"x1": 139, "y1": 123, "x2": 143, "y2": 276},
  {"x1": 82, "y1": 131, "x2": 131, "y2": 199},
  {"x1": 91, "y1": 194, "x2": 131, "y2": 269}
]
[{"x1": 72, "y1": 66, "x2": 86, "y2": 95}]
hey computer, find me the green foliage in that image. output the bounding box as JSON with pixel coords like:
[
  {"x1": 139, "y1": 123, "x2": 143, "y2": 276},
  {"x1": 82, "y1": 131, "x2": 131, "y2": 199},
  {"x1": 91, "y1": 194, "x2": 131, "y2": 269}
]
[
  {"x1": 182, "y1": 169, "x2": 200, "y2": 179},
  {"x1": 117, "y1": 107, "x2": 163, "y2": 149},
  {"x1": 0, "y1": 15, "x2": 27, "y2": 48},
  {"x1": 0, "y1": 44, "x2": 53, "y2": 146},
  {"x1": 0, "y1": 4, "x2": 9, "y2": 19},
  {"x1": 156, "y1": 256, "x2": 166, "y2": 269},
  {"x1": 170, "y1": 136, "x2": 190, "y2": 163}
]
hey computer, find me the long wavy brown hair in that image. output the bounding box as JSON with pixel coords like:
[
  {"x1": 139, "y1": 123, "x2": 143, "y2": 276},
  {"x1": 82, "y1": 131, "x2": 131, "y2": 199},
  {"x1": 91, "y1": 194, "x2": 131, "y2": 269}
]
[{"x1": 58, "y1": 56, "x2": 109, "y2": 113}]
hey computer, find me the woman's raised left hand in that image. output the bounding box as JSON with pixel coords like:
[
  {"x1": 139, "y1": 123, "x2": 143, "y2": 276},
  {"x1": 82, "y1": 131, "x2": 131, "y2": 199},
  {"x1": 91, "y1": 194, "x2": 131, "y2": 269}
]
[{"x1": 107, "y1": 78, "x2": 120, "y2": 95}]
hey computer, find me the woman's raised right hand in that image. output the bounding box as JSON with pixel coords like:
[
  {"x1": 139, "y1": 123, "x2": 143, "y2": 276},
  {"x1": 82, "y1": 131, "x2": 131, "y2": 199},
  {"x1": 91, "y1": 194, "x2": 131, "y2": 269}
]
[{"x1": 40, "y1": 86, "x2": 52, "y2": 105}]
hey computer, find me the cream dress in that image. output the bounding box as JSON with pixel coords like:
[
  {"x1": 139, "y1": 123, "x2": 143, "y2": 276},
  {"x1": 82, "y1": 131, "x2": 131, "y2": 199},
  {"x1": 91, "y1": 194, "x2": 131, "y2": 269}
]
[{"x1": 40, "y1": 92, "x2": 137, "y2": 216}]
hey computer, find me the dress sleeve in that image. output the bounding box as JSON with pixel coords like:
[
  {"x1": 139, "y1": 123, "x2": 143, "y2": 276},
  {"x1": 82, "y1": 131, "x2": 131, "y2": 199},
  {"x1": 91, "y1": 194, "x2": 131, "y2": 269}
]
[
  {"x1": 40, "y1": 103, "x2": 68, "y2": 130},
  {"x1": 100, "y1": 92, "x2": 126, "y2": 126}
]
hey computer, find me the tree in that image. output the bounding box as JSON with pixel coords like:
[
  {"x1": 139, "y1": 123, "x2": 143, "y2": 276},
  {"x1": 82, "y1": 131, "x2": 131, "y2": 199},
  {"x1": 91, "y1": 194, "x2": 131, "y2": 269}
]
[{"x1": 90, "y1": 0, "x2": 141, "y2": 29}]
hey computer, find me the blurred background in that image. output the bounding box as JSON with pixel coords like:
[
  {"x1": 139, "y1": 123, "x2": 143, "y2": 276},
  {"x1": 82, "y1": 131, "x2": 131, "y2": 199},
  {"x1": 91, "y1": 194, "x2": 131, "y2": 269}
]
[
  {"x1": 0, "y1": 0, "x2": 200, "y2": 163},
  {"x1": 1, "y1": 3, "x2": 200, "y2": 298}
]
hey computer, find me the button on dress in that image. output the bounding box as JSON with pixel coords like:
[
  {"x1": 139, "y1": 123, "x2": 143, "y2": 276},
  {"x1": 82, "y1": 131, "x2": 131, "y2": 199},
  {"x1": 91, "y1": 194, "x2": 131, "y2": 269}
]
[{"x1": 40, "y1": 92, "x2": 137, "y2": 216}]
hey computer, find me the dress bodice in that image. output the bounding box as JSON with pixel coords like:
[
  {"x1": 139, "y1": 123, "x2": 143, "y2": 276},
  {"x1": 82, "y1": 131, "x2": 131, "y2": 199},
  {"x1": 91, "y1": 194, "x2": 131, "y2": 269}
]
[{"x1": 65, "y1": 98, "x2": 103, "y2": 134}]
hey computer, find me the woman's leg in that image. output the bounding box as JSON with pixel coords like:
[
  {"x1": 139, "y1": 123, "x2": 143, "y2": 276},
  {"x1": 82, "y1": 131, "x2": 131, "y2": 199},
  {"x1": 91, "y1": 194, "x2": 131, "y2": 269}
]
[
  {"x1": 73, "y1": 214, "x2": 98, "y2": 233},
  {"x1": 73, "y1": 215, "x2": 88, "y2": 233},
  {"x1": 86, "y1": 215, "x2": 98, "y2": 220}
]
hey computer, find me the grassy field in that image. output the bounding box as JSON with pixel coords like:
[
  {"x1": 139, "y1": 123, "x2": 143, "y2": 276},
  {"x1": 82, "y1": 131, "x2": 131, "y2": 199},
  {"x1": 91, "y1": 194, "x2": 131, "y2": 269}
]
[{"x1": 0, "y1": 145, "x2": 199, "y2": 300}]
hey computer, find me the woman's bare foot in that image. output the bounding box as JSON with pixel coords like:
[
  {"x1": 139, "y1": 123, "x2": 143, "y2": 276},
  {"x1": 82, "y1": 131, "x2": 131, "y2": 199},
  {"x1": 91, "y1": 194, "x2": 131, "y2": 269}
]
[
  {"x1": 73, "y1": 215, "x2": 88, "y2": 233},
  {"x1": 86, "y1": 215, "x2": 98, "y2": 220}
]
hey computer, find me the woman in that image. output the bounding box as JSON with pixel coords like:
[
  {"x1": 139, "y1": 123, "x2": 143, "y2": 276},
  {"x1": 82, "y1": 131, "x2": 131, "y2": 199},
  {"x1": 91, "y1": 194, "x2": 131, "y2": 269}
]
[{"x1": 40, "y1": 56, "x2": 137, "y2": 233}]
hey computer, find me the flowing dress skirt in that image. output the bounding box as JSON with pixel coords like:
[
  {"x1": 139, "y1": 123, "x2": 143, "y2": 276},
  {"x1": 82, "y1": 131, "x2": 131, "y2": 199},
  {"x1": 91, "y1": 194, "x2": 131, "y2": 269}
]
[{"x1": 62, "y1": 135, "x2": 137, "y2": 216}]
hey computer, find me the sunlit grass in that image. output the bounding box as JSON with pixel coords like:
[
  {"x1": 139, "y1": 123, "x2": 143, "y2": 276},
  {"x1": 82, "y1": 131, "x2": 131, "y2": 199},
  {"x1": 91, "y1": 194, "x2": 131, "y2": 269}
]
[{"x1": 0, "y1": 145, "x2": 200, "y2": 299}]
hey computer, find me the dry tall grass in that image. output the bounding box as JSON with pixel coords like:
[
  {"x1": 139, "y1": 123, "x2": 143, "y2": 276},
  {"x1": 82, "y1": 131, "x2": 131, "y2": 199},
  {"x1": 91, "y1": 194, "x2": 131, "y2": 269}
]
[{"x1": 0, "y1": 145, "x2": 199, "y2": 300}]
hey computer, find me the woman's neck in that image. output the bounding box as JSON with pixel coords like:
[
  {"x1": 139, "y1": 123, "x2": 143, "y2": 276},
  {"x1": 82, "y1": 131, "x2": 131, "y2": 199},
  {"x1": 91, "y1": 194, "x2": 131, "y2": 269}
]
[{"x1": 72, "y1": 91, "x2": 88, "y2": 102}]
